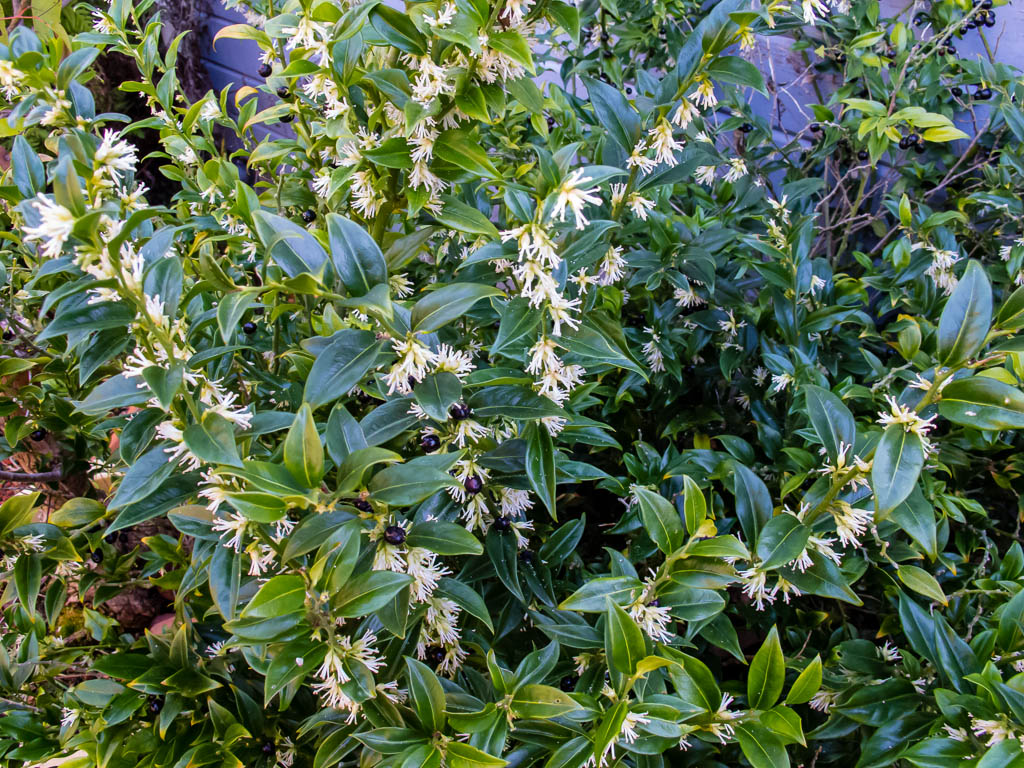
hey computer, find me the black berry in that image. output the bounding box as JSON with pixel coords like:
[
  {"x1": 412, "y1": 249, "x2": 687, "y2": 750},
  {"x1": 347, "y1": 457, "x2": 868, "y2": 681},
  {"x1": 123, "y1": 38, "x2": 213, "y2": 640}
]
[
  {"x1": 952, "y1": 86, "x2": 963, "y2": 97},
  {"x1": 262, "y1": 743, "x2": 275, "y2": 756},
  {"x1": 421, "y1": 434, "x2": 440, "y2": 452},
  {"x1": 898, "y1": 137, "x2": 910, "y2": 150},
  {"x1": 981, "y1": 0, "x2": 993, "y2": 8},
  {"x1": 104, "y1": 532, "x2": 117, "y2": 544},
  {"x1": 426, "y1": 645, "x2": 446, "y2": 666},
  {"x1": 546, "y1": 116, "x2": 555, "y2": 130},
  {"x1": 2, "y1": 330, "x2": 13, "y2": 340},
  {"x1": 464, "y1": 476, "x2": 483, "y2": 495},
  {"x1": 30, "y1": 429, "x2": 46, "y2": 441},
  {"x1": 280, "y1": 113, "x2": 294, "y2": 123},
  {"x1": 301, "y1": 209, "x2": 316, "y2": 223},
  {"x1": 976, "y1": 86, "x2": 992, "y2": 100},
  {"x1": 913, "y1": 13, "x2": 927, "y2": 25},
  {"x1": 739, "y1": 122, "x2": 753, "y2": 133},
  {"x1": 809, "y1": 122, "x2": 821, "y2": 133},
  {"x1": 352, "y1": 499, "x2": 372, "y2": 513},
  {"x1": 384, "y1": 525, "x2": 406, "y2": 545},
  {"x1": 493, "y1": 516, "x2": 511, "y2": 532},
  {"x1": 907, "y1": 133, "x2": 920, "y2": 145},
  {"x1": 91, "y1": 550, "x2": 104, "y2": 563},
  {"x1": 258, "y1": 63, "x2": 272, "y2": 78},
  {"x1": 242, "y1": 321, "x2": 257, "y2": 335},
  {"x1": 836, "y1": 53, "x2": 847, "y2": 64},
  {"x1": 559, "y1": 675, "x2": 577, "y2": 692},
  {"x1": 254, "y1": 306, "x2": 266, "y2": 316},
  {"x1": 147, "y1": 696, "x2": 162, "y2": 713},
  {"x1": 276, "y1": 86, "x2": 289, "y2": 99},
  {"x1": 600, "y1": 32, "x2": 609, "y2": 42},
  {"x1": 913, "y1": 142, "x2": 926, "y2": 154},
  {"x1": 857, "y1": 149, "x2": 869, "y2": 161},
  {"x1": 985, "y1": 13, "x2": 996, "y2": 26},
  {"x1": 449, "y1": 403, "x2": 471, "y2": 421}
]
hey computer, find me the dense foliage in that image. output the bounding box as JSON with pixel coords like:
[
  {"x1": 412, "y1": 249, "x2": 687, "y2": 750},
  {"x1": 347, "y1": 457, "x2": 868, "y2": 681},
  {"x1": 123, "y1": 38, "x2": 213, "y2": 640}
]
[{"x1": 1, "y1": 0, "x2": 1024, "y2": 766}]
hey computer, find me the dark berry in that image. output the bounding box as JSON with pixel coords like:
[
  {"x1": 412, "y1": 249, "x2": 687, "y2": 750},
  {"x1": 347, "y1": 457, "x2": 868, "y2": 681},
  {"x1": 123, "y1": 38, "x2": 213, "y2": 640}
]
[
  {"x1": 384, "y1": 525, "x2": 406, "y2": 545},
  {"x1": 426, "y1": 645, "x2": 446, "y2": 666},
  {"x1": 966, "y1": 18, "x2": 977, "y2": 28},
  {"x1": 913, "y1": 13, "x2": 927, "y2": 25},
  {"x1": 981, "y1": 0, "x2": 993, "y2": 8},
  {"x1": 242, "y1": 321, "x2": 257, "y2": 334},
  {"x1": 30, "y1": 428, "x2": 46, "y2": 441},
  {"x1": 976, "y1": 86, "x2": 992, "y2": 100},
  {"x1": 907, "y1": 133, "x2": 920, "y2": 145},
  {"x1": 91, "y1": 550, "x2": 104, "y2": 564},
  {"x1": 104, "y1": 532, "x2": 117, "y2": 544},
  {"x1": 2, "y1": 330, "x2": 13, "y2": 340},
  {"x1": 464, "y1": 476, "x2": 483, "y2": 495},
  {"x1": 301, "y1": 209, "x2": 316, "y2": 223},
  {"x1": 985, "y1": 13, "x2": 995, "y2": 26},
  {"x1": 546, "y1": 116, "x2": 555, "y2": 130},
  {"x1": 276, "y1": 86, "x2": 289, "y2": 99},
  {"x1": 421, "y1": 434, "x2": 441, "y2": 453},
  {"x1": 857, "y1": 149, "x2": 869, "y2": 161},
  {"x1": 945, "y1": 44, "x2": 957, "y2": 55},
  {"x1": 898, "y1": 137, "x2": 910, "y2": 150},
  {"x1": 519, "y1": 550, "x2": 535, "y2": 565},
  {"x1": 809, "y1": 122, "x2": 821, "y2": 133},
  {"x1": 280, "y1": 113, "x2": 294, "y2": 123},
  {"x1": 493, "y1": 516, "x2": 511, "y2": 532},
  {"x1": 352, "y1": 499, "x2": 372, "y2": 513},
  {"x1": 952, "y1": 86, "x2": 963, "y2": 97},
  {"x1": 258, "y1": 63, "x2": 272, "y2": 78},
  {"x1": 262, "y1": 743, "x2": 275, "y2": 756},
  {"x1": 449, "y1": 403, "x2": 471, "y2": 421},
  {"x1": 739, "y1": 122, "x2": 753, "y2": 133},
  {"x1": 836, "y1": 53, "x2": 847, "y2": 64},
  {"x1": 913, "y1": 142, "x2": 926, "y2": 154},
  {"x1": 600, "y1": 32, "x2": 609, "y2": 42},
  {"x1": 559, "y1": 675, "x2": 577, "y2": 692}
]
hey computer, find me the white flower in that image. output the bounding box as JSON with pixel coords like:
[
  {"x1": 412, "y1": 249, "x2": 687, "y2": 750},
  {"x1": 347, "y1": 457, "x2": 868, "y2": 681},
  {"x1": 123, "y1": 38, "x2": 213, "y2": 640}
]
[
  {"x1": 0, "y1": 59, "x2": 24, "y2": 98},
  {"x1": 648, "y1": 119, "x2": 685, "y2": 167},
  {"x1": 23, "y1": 196, "x2": 76, "y2": 259},
  {"x1": 406, "y1": 546, "x2": 451, "y2": 602},
  {"x1": 809, "y1": 690, "x2": 837, "y2": 712},
  {"x1": 597, "y1": 246, "x2": 627, "y2": 285},
  {"x1": 738, "y1": 568, "x2": 777, "y2": 610},
  {"x1": 93, "y1": 130, "x2": 138, "y2": 180},
  {"x1": 500, "y1": 0, "x2": 532, "y2": 24},
  {"x1": 385, "y1": 337, "x2": 436, "y2": 394},
  {"x1": 832, "y1": 501, "x2": 873, "y2": 548},
  {"x1": 620, "y1": 711, "x2": 652, "y2": 744},
  {"x1": 723, "y1": 157, "x2": 748, "y2": 183},
  {"x1": 426, "y1": 0, "x2": 458, "y2": 26},
  {"x1": 971, "y1": 717, "x2": 1016, "y2": 746},
  {"x1": 672, "y1": 99, "x2": 699, "y2": 128},
  {"x1": 627, "y1": 140, "x2": 657, "y2": 174},
  {"x1": 802, "y1": 0, "x2": 830, "y2": 24},
  {"x1": 876, "y1": 395, "x2": 936, "y2": 439},
  {"x1": 551, "y1": 169, "x2": 602, "y2": 230},
  {"x1": 673, "y1": 287, "x2": 704, "y2": 308},
  {"x1": 688, "y1": 76, "x2": 717, "y2": 109},
  {"x1": 211, "y1": 510, "x2": 249, "y2": 552},
  {"x1": 641, "y1": 328, "x2": 665, "y2": 373},
  {"x1": 312, "y1": 168, "x2": 333, "y2": 198},
  {"x1": 770, "y1": 372, "x2": 793, "y2": 395},
  {"x1": 694, "y1": 165, "x2": 717, "y2": 186},
  {"x1": 432, "y1": 344, "x2": 475, "y2": 378}
]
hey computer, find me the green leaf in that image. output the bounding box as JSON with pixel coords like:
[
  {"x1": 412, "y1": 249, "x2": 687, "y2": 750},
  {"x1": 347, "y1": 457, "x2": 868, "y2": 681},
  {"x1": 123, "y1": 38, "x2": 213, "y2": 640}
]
[
  {"x1": 73, "y1": 374, "x2": 150, "y2": 415},
  {"x1": 434, "y1": 130, "x2": 501, "y2": 178},
  {"x1": 510, "y1": 684, "x2": 579, "y2": 719},
  {"x1": 369, "y1": 5, "x2": 427, "y2": 53},
  {"x1": 735, "y1": 724, "x2": 790, "y2": 768},
  {"x1": 526, "y1": 423, "x2": 557, "y2": 520},
  {"x1": 326, "y1": 214, "x2": 388, "y2": 296},
  {"x1": 781, "y1": 552, "x2": 862, "y2": 605},
  {"x1": 405, "y1": 657, "x2": 446, "y2": 732},
  {"x1": 486, "y1": 526, "x2": 525, "y2": 602},
  {"x1": 937, "y1": 260, "x2": 992, "y2": 366},
  {"x1": 682, "y1": 475, "x2": 707, "y2": 535},
  {"x1": 410, "y1": 283, "x2": 504, "y2": 333},
  {"x1": 304, "y1": 329, "x2": 384, "y2": 408},
  {"x1": 335, "y1": 571, "x2": 413, "y2": 617},
  {"x1": 747, "y1": 627, "x2": 785, "y2": 710},
  {"x1": 446, "y1": 742, "x2": 507, "y2": 768},
  {"x1": 436, "y1": 577, "x2": 493, "y2": 632},
  {"x1": 108, "y1": 446, "x2": 177, "y2": 511},
  {"x1": 282, "y1": 513, "x2": 356, "y2": 561},
  {"x1": 580, "y1": 76, "x2": 640, "y2": 154},
  {"x1": 996, "y1": 285, "x2": 1024, "y2": 330},
  {"x1": 14, "y1": 554, "x2": 41, "y2": 616},
  {"x1": 406, "y1": 520, "x2": 483, "y2": 556},
  {"x1": 491, "y1": 298, "x2": 541, "y2": 358},
  {"x1": 50, "y1": 497, "x2": 105, "y2": 528},
  {"x1": 872, "y1": 425, "x2": 925, "y2": 513},
  {"x1": 732, "y1": 462, "x2": 772, "y2": 544},
  {"x1": 284, "y1": 404, "x2": 324, "y2": 489},
  {"x1": 414, "y1": 372, "x2": 463, "y2": 422},
  {"x1": 434, "y1": 196, "x2": 499, "y2": 239},
  {"x1": 897, "y1": 564, "x2": 947, "y2": 606},
  {"x1": 242, "y1": 574, "x2": 307, "y2": 619},
  {"x1": 559, "y1": 576, "x2": 642, "y2": 612},
  {"x1": 890, "y1": 487, "x2": 938, "y2": 560},
  {"x1": 785, "y1": 656, "x2": 822, "y2": 705},
  {"x1": 707, "y1": 55, "x2": 767, "y2": 93},
  {"x1": 633, "y1": 486, "x2": 684, "y2": 554},
  {"x1": 183, "y1": 413, "x2": 241, "y2": 468},
  {"x1": 216, "y1": 291, "x2": 256, "y2": 344},
  {"x1": 369, "y1": 457, "x2": 460, "y2": 506},
  {"x1": 803, "y1": 385, "x2": 856, "y2": 464},
  {"x1": 604, "y1": 599, "x2": 645, "y2": 676},
  {"x1": 938, "y1": 377, "x2": 1024, "y2": 430},
  {"x1": 755, "y1": 514, "x2": 810, "y2": 571},
  {"x1": 337, "y1": 447, "x2": 403, "y2": 491},
  {"x1": 467, "y1": 386, "x2": 566, "y2": 420},
  {"x1": 253, "y1": 210, "x2": 328, "y2": 279}
]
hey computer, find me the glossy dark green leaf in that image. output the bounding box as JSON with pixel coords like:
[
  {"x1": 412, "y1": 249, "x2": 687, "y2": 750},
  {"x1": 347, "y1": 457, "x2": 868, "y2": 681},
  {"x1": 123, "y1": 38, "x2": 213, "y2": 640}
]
[
  {"x1": 937, "y1": 260, "x2": 992, "y2": 365},
  {"x1": 938, "y1": 376, "x2": 1024, "y2": 430},
  {"x1": 872, "y1": 425, "x2": 925, "y2": 513},
  {"x1": 747, "y1": 626, "x2": 784, "y2": 710}
]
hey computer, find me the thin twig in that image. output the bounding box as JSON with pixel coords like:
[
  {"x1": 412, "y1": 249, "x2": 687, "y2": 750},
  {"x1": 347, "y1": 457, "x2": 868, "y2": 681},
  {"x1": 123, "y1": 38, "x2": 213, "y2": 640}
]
[{"x1": 0, "y1": 464, "x2": 62, "y2": 483}]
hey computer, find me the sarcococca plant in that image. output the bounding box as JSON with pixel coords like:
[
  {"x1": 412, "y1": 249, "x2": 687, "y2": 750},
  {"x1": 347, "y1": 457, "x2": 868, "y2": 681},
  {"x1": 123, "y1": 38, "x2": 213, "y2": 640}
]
[{"x1": 0, "y1": 0, "x2": 1023, "y2": 766}]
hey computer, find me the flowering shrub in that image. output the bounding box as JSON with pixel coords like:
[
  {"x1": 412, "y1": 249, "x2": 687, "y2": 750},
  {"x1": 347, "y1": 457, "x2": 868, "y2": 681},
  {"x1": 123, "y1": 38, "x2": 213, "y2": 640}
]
[{"x1": 1, "y1": 0, "x2": 1024, "y2": 765}]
